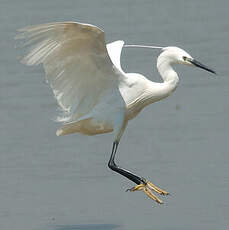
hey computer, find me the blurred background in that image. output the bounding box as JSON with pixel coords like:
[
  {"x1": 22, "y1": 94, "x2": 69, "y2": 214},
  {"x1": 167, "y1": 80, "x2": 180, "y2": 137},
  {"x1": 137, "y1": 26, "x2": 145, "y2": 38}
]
[{"x1": 0, "y1": 0, "x2": 229, "y2": 230}]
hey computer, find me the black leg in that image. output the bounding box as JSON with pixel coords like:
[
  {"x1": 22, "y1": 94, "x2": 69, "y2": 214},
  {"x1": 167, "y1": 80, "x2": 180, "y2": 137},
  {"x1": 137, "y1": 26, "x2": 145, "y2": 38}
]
[{"x1": 108, "y1": 141, "x2": 146, "y2": 185}]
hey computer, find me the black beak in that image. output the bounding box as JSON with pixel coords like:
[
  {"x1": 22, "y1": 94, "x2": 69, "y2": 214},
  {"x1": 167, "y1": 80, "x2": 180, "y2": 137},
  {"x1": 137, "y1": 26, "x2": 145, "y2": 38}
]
[{"x1": 189, "y1": 59, "x2": 216, "y2": 74}]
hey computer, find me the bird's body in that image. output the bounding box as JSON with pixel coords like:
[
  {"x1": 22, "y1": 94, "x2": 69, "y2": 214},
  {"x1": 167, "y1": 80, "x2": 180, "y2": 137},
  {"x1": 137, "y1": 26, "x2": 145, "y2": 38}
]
[
  {"x1": 57, "y1": 72, "x2": 177, "y2": 137},
  {"x1": 55, "y1": 42, "x2": 180, "y2": 138},
  {"x1": 16, "y1": 21, "x2": 215, "y2": 203}
]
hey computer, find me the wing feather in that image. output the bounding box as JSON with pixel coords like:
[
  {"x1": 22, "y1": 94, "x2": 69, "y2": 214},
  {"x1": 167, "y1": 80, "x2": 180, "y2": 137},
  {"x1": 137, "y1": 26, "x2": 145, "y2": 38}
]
[
  {"x1": 106, "y1": 40, "x2": 124, "y2": 74},
  {"x1": 16, "y1": 21, "x2": 125, "y2": 122}
]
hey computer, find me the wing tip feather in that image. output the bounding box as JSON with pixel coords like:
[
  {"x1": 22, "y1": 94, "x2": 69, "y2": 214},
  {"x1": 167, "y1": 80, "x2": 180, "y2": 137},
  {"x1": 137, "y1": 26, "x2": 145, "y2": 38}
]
[{"x1": 56, "y1": 129, "x2": 63, "y2": 136}]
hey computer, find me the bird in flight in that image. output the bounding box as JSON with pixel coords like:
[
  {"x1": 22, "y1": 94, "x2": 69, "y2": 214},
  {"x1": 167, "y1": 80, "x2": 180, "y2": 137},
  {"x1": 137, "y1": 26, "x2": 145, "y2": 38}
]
[{"x1": 16, "y1": 21, "x2": 216, "y2": 204}]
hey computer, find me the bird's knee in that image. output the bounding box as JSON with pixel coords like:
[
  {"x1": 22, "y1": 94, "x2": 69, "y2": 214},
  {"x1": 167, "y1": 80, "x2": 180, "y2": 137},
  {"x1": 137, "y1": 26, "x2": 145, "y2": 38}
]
[{"x1": 108, "y1": 160, "x2": 117, "y2": 171}]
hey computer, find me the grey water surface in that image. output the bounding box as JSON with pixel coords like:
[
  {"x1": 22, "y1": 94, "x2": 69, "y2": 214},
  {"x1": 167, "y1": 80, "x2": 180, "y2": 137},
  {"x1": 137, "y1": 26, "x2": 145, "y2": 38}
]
[{"x1": 1, "y1": 0, "x2": 229, "y2": 230}]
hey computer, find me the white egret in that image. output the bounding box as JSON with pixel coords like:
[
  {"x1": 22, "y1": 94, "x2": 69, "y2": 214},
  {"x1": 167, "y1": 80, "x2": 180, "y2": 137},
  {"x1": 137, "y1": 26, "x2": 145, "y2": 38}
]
[{"x1": 16, "y1": 21, "x2": 216, "y2": 204}]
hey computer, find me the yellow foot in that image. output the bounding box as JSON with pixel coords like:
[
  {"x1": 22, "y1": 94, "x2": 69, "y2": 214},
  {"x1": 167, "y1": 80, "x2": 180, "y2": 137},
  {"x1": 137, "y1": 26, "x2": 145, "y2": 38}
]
[
  {"x1": 146, "y1": 181, "x2": 169, "y2": 196},
  {"x1": 127, "y1": 180, "x2": 169, "y2": 204}
]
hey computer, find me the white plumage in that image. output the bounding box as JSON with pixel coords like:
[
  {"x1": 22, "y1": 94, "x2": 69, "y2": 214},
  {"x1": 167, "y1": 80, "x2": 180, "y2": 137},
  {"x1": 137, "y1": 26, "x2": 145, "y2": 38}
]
[
  {"x1": 16, "y1": 21, "x2": 215, "y2": 203},
  {"x1": 16, "y1": 21, "x2": 215, "y2": 141},
  {"x1": 16, "y1": 22, "x2": 127, "y2": 138}
]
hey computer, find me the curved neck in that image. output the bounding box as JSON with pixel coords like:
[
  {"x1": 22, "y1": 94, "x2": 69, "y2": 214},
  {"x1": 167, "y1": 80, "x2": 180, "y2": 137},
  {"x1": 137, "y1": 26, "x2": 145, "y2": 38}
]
[
  {"x1": 156, "y1": 55, "x2": 179, "y2": 96},
  {"x1": 157, "y1": 56, "x2": 179, "y2": 84},
  {"x1": 142, "y1": 55, "x2": 180, "y2": 105},
  {"x1": 142, "y1": 59, "x2": 180, "y2": 107}
]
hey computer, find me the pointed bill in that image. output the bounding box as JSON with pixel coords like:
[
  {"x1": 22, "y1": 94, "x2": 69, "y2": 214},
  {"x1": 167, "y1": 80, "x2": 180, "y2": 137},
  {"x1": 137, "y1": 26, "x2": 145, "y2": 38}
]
[{"x1": 189, "y1": 58, "x2": 216, "y2": 74}]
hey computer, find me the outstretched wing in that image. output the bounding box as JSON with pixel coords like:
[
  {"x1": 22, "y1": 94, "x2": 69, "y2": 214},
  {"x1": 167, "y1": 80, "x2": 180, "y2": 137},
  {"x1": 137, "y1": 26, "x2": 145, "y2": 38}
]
[{"x1": 16, "y1": 21, "x2": 125, "y2": 122}]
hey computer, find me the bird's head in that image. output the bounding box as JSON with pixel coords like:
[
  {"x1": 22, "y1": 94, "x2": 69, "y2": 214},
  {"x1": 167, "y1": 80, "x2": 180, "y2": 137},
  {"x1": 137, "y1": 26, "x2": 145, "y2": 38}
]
[{"x1": 159, "y1": 46, "x2": 216, "y2": 74}]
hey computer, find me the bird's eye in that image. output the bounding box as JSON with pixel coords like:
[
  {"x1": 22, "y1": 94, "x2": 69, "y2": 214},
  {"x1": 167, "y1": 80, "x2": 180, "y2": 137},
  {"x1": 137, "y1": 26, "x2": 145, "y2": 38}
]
[{"x1": 183, "y1": 56, "x2": 187, "y2": 61}]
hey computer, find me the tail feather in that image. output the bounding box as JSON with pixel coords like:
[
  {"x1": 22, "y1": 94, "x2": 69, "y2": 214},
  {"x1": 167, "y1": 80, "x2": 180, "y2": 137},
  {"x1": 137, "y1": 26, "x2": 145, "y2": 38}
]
[
  {"x1": 56, "y1": 117, "x2": 113, "y2": 136},
  {"x1": 56, "y1": 121, "x2": 82, "y2": 136}
]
